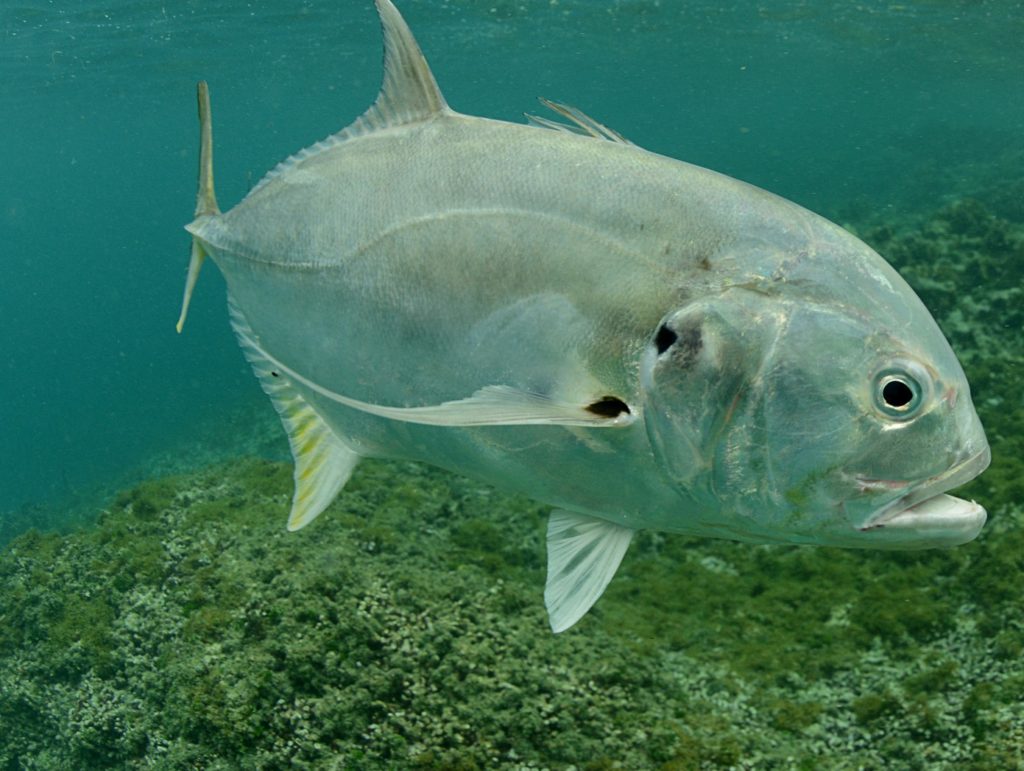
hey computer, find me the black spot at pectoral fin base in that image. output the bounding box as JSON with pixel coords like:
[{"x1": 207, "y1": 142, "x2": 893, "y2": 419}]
[{"x1": 586, "y1": 396, "x2": 630, "y2": 418}]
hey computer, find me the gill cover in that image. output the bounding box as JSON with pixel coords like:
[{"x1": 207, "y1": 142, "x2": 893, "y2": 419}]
[{"x1": 640, "y1": 291, "x2": 786, "y2": 498}]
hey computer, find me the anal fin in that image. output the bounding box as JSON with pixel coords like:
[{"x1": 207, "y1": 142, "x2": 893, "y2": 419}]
[
  {"x1": 545, "y1": 510, "x2": 634, "y2": 633},
  {"x1": 229, "y1": 298, "x2": 359, "y2": 530}
]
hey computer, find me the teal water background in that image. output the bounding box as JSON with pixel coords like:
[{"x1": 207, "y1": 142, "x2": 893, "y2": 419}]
[{"x1": 2, "y1": 0, "x2": 1022, "y2": 530}]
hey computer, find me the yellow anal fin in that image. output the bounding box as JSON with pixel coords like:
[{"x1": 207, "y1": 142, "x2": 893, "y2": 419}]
[
  {"x1": 228, "y1": 297, "x2": 360, "y2": 530},
  {"x1": 177, "y1": 81, "x2": 220, "y2": 334},
  {"x1": 281, "y1": 390, "x2": 360, "y2": 531}
]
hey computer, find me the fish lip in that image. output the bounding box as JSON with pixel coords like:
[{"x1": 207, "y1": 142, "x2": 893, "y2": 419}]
[{"x1": 858, "y1": 445, "x2": 991, "y2": 532}]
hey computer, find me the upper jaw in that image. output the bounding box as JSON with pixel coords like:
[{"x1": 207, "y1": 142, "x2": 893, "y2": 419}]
[{"x1": 856, "y1": 446, "x2": 991, "y2": 546}]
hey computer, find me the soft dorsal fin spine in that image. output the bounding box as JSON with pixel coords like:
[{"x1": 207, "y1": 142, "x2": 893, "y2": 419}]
[
  {"x1": 245, "y1": 0, "x2": 448, "y2": 200},
  {"x1": 526, "y1": 98, "x2": 633, "y2": 146}
]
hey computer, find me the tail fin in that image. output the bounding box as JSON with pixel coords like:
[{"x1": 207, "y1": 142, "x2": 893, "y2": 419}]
[{"x1": 176, "y1": 81, "x2": 220, "y2": 333}]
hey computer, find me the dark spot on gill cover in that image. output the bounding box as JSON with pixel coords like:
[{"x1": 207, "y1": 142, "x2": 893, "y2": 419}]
[
  {"x1": 655, "y1": 324, "x2": 678, "y2": 354},
  {"x1": 586, "y1": 396, "x2": 630, "y2": 418}
]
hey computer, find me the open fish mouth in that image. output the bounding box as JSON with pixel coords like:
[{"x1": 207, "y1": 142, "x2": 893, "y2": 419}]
[{"x1": 857, "y1": 446, "x2": 991, "y2": 545}]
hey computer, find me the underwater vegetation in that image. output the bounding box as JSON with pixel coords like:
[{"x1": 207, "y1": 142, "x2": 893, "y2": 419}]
[{"x1": 1, "y1": 192, "x2": 1022, "y2": 768}]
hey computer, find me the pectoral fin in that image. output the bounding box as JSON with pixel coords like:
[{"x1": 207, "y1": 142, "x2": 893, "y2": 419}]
[
  {"x1": 231, "y1": 323, "x2": 635, "y2": 429},
  {"x1": 324, "y1": 385, "x2": 634, "y2": 428},
  {"x1": 544, "y1": 510, "x2": 634, "y2": 633},
  {"x1": 229, "y1": 299, "x2": 360, "y2": 530}
]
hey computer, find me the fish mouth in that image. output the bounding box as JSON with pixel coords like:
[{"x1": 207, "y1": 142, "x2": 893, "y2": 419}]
[{"x1": 857, "y1": 446, "x2": 991, "y2": 547}]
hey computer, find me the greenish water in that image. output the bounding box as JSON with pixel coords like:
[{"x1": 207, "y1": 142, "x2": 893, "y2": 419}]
[
  {"x1": 2, "y1": 0, "x2": 1022, "y2": 519},
  {"x1": 2, "y1": 0, "x2": 1023, "y2": 767}
]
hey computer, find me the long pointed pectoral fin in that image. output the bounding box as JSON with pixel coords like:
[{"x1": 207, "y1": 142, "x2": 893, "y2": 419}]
[
  {"x1": 229, "y1": 299, "x2": 360, "y2": 530},
  {"x1": 545, "y1": 510, "x2": 634, "y2": 633},
  {"x1": 337, "y1": 385, "x2": 635, "y2": 428},
  {"x1": 233, "y1": 336, "x2": 635, "y2": 430}
]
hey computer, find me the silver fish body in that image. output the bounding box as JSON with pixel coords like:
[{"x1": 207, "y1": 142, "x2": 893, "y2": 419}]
[{"x1": 181, "y1": 0, "x2": 989, "y2": 632}]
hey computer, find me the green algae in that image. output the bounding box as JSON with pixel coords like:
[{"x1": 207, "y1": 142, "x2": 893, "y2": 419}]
[{"x1": 1, "y1": 194, "x2": 1023, "y2": 768}]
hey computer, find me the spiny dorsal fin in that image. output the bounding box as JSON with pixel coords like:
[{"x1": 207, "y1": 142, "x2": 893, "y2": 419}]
[
  {"x1": 526, "y1": 98, "x2": 633, "y2": 146},
  {"x1": 246, "y1": 0, "x2": 449, "y2": 200}
]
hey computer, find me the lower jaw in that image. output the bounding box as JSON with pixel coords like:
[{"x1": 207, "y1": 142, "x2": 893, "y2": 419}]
[{"x1": 854, "y1": 493, "x2": 987, "y2": 549}]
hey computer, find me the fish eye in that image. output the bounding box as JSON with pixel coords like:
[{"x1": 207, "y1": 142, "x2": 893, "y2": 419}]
[{"x1": 872, "y1": 365, "x2": 927, "y2": 420}]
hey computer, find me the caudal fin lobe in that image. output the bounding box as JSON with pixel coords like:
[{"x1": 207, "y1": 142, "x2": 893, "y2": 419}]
[{"x1": 176, "y1": 81, "x2": 220, "y2": 333}]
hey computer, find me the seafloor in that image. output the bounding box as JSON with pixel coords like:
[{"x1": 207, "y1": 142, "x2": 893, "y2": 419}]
[{"x1": 2, "y1": 188, "x2": 1022, "y2": 768}]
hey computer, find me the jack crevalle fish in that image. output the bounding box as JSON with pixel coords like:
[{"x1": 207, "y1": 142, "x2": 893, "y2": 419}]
[{"x1": 179, "y1": 0, "x2": 990, "y2": 632}]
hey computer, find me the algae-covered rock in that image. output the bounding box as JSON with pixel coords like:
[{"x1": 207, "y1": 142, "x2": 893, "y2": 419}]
[{"x1": 1, "y1": 194, "x2": 1022, "y2": 768}]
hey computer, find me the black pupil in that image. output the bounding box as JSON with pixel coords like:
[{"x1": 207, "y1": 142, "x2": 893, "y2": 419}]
[
  {"x1": 655, "y1": 324, "x2": 678, "y2": 354},
  {"x1": 882, "y1": 379, "x2": 914, "y2": 408}
]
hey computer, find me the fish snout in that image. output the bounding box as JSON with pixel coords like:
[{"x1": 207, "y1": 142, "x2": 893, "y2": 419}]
[{"x1": 855, "y1": 445, "x2": 990, "y2": 548}]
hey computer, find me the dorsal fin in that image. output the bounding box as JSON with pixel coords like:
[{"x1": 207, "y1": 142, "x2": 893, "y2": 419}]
[
  {"x1": 361, "y1": 0, "x2": 449, "y2": 130},
  {"x1": 246, "y1": 0, "x2": 449, "y2": 199}
]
